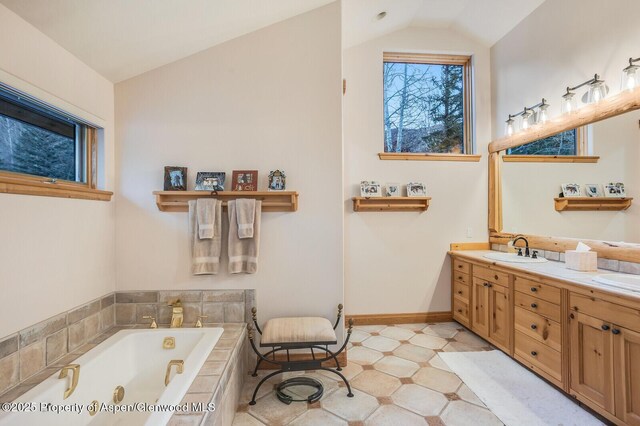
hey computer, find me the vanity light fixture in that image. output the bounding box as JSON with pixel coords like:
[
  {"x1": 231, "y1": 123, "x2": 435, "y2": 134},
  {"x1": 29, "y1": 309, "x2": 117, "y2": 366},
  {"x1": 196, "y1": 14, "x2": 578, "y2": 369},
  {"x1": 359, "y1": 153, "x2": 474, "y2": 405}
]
[
  {"x1": 622, "y1": 57, "x2": 640, "y2": 91},
  {"x1": 520, "y1": 108, "x2": 534, "y2": 130},
  {"x1": 561, "y1": 74, "x2": 607, "y2": 114},
  {"x1": 504, "y1": 99, "x2": 548, "y2": 135},
  {"x1": 505, "y1": 115, "x2": 515, "y2": 136}
]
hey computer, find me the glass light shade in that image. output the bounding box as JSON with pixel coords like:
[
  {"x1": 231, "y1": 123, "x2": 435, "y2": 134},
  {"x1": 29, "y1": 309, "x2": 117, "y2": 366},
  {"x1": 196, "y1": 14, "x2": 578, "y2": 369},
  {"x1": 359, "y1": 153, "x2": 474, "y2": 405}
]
[
  {"x1": 561, "y1": 92, "x2": 577, "y2": 114},
  {"x1": 537, "y1": 104, "x2": 549, "y2": 124},
  {"x1": 587, "y1": 80, "x2": 606, "y2": 103},
  {"x1": 520, "y1": 110, "x2": 533, "y2": 130},
  {"x1": 622, "y1": 65, "x2": 638, "y2": 91},
  {"x1": 505, "y1": 118, "x2": 515, "y2": 136}
]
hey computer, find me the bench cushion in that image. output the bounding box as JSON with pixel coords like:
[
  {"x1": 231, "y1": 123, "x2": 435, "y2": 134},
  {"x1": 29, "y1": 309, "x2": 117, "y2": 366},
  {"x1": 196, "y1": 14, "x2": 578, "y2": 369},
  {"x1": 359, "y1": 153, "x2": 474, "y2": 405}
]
[{"x1": 261, "y1": 317, "x2": 337, "y2": 345}]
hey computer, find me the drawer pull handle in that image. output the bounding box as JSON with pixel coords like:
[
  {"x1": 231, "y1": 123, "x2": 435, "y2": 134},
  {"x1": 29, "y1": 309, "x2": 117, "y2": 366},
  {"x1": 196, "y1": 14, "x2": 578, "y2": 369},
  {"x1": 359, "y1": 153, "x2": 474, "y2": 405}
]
[
  {"x1": 530, "y1": 287, "x2": 538, "y2": 292},
  {"x1": 494, "y1": 275, "x2": 499, "y2": 280},
  {"x1": 530, "y1": 351, "x2": 538, "y2": 356},
  {"x1": 457, "y1": 309, "x2": 463, "y2": 313},
  {"x1": 457, "y1": 291, "x2": 463, "y2": 295},
  {"x1": 531, "y1": 324, "x2": 537, "y2": 330},
  {"x1": 458, "y1": 276, "x2": 463, "y2": 280},
  {"x1": 488, "y1": 284, "x2": 493, "y2": 288},
  {"x1": 530, "y1": 303, "x2": 538, "y2": 308},
  {"x1": 483, "y1": 282, "x2": 489, "y2": 287},
  {"x1": 458, "y1": 264, "x2": 463, "y2": 268},
  {"x1": 612, "y1": 329, "x2": 620, "y2": 335},
  {"x1": 601, "y1": 324, "x2": 610, "y2": 331}
]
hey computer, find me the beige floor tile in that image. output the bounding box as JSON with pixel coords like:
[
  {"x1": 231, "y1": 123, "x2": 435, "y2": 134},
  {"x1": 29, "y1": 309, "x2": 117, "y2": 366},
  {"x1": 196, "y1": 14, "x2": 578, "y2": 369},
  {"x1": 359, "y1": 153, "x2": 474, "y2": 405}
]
[
  {"x1": 352, "y1": 370, "x2": 401, "y2": 397},
  {"x1": 393, "y1": 344, "x2": 436, "y2": 363},
  {"x1": 442, "y1": 342, "x2": 486, "y2": 352},
  {"x1": 391, "y1": 384, "x2": 448, "y2": 416},
  {"x1": 456, "y1": 383, "x2": 485, "y2": 407},
  {"x1": 379, "y1": 326, "x2": 415, "y2": 341},
  {"x1": 364, "y1": 404, "x2": 427, "y2": 426},
  {"x1": 240, "y1": 373, "x2": 278, "y2": 404},
  {"x1": 428, "y1": 354, "x2": 452, "y2": 372},
  {"x1": 322, "y1": 388, "x2": 379, "y2": 421},
  {"x1": 354, "y1": 325, "x2": 386, "y2": 333},
  {"x1": 350, "y1": 330, "x2": 371, "y2": 343},
  {"x1": 348, "y1": 346, "x2": 383, "y2": 365},
  {"x1": 422, "y1": 324, "x2": 458, "y2": 339},
  {"x1": 395, "y1": 323, "x2": 429, "y2": 331},
  {"x1": 232, "y1": 412, "x2": 266, "y2": 426},
  {"x1": 362, "y1": 336, "x2": 400, "y2": 352},
  {"x1": 440, "y1": 400, "x2": 503, "y2": 426},
  {"x1": 288, "y1": 408, "x2": 347, "y2": 426},
  {"x1": 373, "y1": 356, "x2": 419, "y2": 378},
  {"x1": 452, "y1": 330, "x2": 488, "y2": 347},
  {"x1": 317, "y1": 362, "x2": 363, "y2": 381},
  {"x1": 247, "y1": 392, "x2": 307, "y2": 425},
  {"x1": 412, "y1": 367, "x2": 461, "y2": 393},
  {"x1": 409, "y1": 334, "x2": 447, "y2": 350}
]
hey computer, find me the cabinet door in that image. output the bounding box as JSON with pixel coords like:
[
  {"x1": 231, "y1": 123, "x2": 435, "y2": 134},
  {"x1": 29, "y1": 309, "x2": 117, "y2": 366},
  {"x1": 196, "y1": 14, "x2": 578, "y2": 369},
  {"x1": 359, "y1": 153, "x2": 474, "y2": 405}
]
[
  {"x1": 472, "y1": 279, "x2": 489, "y2": 338},
  {"x1": 569, "y1": 311, "x2": 615, "y2": 414},
  {"x1": 489, "y1": 284, "x2": 511, "y2": 351},
  {"x1": 614, "y1": 326, "x2": 640, "y2": 425}
]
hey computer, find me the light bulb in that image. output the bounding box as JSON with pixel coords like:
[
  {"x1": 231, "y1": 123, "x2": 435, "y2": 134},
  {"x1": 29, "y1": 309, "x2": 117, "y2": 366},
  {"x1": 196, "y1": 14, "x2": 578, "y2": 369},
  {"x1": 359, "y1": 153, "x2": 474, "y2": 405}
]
[
  {"x1": 520, "y1": 109, "x2": 533, "y2": 130},
  {"x1": 587, "y1": 79, "x2": 606, "y2": 104},
  {"x1": 622, "y1": 65, "x2": 638, "y2": 91},
  {"x1": 537, "y1": 103, "x2": 549, "y2": 124},
  {"x1": 561, "y1": 91, "x2": 576, "y2": 114},
  {"x1": 505, "y1": 117, "x2": 514, "y2": 136}
]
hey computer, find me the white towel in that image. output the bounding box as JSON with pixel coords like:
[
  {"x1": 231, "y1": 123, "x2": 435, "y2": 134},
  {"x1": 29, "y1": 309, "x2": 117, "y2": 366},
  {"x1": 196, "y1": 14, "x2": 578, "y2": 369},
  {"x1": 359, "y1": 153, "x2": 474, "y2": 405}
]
[
  {"x1": 228, "y1": 199, "x2": 261, "y2": 274},
  {"x1": 196, "y1": 198, "x2": 216, "y2": 239},
  {"x1": 189, "y1": 199, "x2": 222, "y2": 275},
  {"x1": 236, "y1": 198, "x2": 256, "y2": 239}
]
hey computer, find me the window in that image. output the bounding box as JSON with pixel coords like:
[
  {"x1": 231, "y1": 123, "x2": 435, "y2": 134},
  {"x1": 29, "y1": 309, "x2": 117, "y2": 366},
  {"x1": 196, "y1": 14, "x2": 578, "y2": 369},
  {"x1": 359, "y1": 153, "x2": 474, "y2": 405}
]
[
  {"x1": 507, "y1": 129, "x2": 581, "y2": 155},
  {"x1": 383, "y1": 53, "x2": 472, "y2": 154},
  {"x1": 0, "y1": 83, "x2": 110, "y2": 201}
]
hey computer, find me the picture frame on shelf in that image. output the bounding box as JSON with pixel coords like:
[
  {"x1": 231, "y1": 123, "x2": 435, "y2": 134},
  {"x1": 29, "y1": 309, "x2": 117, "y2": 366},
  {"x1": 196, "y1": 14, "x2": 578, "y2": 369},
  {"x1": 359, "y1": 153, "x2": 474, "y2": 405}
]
[
  {"x1": 164, "y1": 166, "x2": 187, "y2": 191},
  {"x1": 407, "y1": 182, "x2": 427, "y2": 197},
  {"x1": 385, "y1": 183, "x2": 400, "y2": 197},
  {"x1": 585, "y1": 184, "x2": 603, "y2": 197},
  {"x1": 561, "y1": 183, "x2": 581, "y2": 197},
  {"x1": 360, "y1": 181, "x2": 382, "y2": 197},
  {"x1": 604, "y1": 182, "x2": 626, "y2": 197},
  {"x1": 231, "y1": 170, "x2": 258, "y2": 191},
  {"x1": 195, "y1": 172, "x2": 225, "y2": 191},
  {"x1": 268, "y1": 170, "x2": 286, "y2": 191}
]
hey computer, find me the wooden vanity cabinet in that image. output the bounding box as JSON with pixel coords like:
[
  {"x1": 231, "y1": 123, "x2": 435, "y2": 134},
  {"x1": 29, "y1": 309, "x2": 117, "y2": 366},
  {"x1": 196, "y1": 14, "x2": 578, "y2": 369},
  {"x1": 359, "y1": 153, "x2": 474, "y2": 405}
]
[
  {"x1": 452, "y1": 259, "x2": 471, "y2": 327},
  {"x1": 471, "y1": 265, "x2": 511, "y2": 353},
  {"x1": 615, "y1": 327, "x2": 640, "y2": 425}
]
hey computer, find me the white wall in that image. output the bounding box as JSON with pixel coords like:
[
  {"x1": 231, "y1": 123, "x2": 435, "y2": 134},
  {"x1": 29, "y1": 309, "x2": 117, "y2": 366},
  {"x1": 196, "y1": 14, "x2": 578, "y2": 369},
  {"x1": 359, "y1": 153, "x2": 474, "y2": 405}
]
[
  {"x1": 343, "y1": 27, "x2": 491, "y2": 315},
  {"x1": 114, "y1": 3, "x2": 344, "y2": 334},
  {"x1": 0, "y1": 4, "x2": 115, "y2": 337},
  {"x1": 492, "y1": 0, "x2": 640, "y2": 243}
]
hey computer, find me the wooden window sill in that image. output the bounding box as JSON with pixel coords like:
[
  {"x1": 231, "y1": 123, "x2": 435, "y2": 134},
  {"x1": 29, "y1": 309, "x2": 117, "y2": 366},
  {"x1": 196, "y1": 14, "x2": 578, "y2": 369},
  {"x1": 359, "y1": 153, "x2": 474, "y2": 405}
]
[
  {"x1": 378, "y1": 152, "x2": 481, "y2": 162},
  {"x1": 503, "y1": 155, "x2": 599, "y2": 163},
  {"x1": 0, "y1": 175, "x2": 112, "y2": 201}
]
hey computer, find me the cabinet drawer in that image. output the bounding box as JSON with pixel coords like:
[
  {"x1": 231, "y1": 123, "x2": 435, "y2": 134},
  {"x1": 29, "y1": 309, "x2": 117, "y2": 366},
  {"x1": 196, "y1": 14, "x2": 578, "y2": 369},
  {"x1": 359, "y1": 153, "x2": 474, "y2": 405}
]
[
  {"x1": 514, "y1": 276, "x2": 560, "y2": 304},
  {"x1": 453, "y1": 297, "x2": 470, "y2": 325},
  {"x1": 570, "y1": 293, "x2": 640, "y2": 333},
  {"x1": 453, "y1": 271, "x2": 470, "y2": 285},
  {"x1": 514, "y1": 307, "x2": 562, "y2": 352},
  {"x1": 514, "y1": 331, "x2": 562, "y2": 382},
  {"x1": 453, "y1": 259, "x2": 470, "y2": 274},
  {"x1": 514, "y1": 291, "x2": 561, "y2": 323},
  {"x1": 453, "y1": 281, "x2": 470, "y2": 301},
  {"x1": 473, "y1": 265, "x2": 509, "y2": 288}
]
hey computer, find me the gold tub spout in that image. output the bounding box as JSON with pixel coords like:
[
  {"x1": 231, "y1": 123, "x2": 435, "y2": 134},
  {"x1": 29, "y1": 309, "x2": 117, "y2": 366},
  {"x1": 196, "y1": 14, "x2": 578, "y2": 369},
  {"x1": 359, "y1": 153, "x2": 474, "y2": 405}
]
[
  {"x1": 169, "y1": 299, "x2": 183, "y2": 328},
  {"x1": 165, "y1": 360, "x2": 184, "y2": 386},
  {"x1": 58, "y1": 364, "x2": 80, "y2": 399}
]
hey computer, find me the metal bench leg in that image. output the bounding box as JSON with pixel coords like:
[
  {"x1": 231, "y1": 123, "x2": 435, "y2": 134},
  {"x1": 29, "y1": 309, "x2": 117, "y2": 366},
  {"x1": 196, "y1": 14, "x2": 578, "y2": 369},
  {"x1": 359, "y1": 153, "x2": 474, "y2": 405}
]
[
  {"x1": 249, "y1": 369, "x2": 283, "y2": 405},
  {"x1": 318, "y1": 367, "x2": 354, "y2": 397}
]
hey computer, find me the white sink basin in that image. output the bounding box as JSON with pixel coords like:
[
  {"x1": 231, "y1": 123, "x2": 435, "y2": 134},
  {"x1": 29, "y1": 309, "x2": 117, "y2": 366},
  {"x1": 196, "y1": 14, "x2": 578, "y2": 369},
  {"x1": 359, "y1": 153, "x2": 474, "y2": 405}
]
[
  {"x1": 593, "y1": 274, "x2": 640, "y2": 292},
  {"x1": 483, "y1": 252, "x2": 548, "y2": 263}
]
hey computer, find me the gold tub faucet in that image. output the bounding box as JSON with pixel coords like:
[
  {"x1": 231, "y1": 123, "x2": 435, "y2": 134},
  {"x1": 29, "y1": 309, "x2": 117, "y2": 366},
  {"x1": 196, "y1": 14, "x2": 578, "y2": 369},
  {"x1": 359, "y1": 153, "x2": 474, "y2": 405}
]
[
  {"x1": 169, "y1": 299, "x2": 183, "y2": 328},
  {"x1": 58, "y1": 364, "x2": 80, "y2": 399}
]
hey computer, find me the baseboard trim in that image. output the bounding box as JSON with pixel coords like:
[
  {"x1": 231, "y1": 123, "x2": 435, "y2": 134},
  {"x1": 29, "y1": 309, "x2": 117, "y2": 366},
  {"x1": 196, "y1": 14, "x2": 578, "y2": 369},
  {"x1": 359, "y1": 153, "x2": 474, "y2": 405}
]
[
  {"x1": 345, "y1": 311, "x2": 453, "y2": 325},
  {"x1": 256, "y1": 351, "x2": 347, "y2": 369}
]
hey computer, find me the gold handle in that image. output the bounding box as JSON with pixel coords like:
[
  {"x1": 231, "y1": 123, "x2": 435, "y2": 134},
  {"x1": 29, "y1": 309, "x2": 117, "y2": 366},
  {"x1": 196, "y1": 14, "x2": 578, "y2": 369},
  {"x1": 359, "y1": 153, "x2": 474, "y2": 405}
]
[
  {"x1": 165, "y1": 360, "x2": 184, "y2": 386},
  {"x1": 142, "y1": 316, "x2": 157, "y2": 329},
  {"x1": 195, "y1": 315, "x2": 208, "y2": 328},
  {"x1": 58, "y1": 364, "x2": 80, "y2": 399}
]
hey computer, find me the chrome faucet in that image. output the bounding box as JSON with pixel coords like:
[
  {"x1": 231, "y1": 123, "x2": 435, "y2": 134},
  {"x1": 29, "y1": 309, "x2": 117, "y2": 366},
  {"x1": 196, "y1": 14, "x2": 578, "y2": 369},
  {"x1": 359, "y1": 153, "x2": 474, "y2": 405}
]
[
  {"x1": 168, "y1": 299, "x2": 184, "y2": 328},
  {"x1": 512, "y1": 236, "x2": 530, "y2": 257}
]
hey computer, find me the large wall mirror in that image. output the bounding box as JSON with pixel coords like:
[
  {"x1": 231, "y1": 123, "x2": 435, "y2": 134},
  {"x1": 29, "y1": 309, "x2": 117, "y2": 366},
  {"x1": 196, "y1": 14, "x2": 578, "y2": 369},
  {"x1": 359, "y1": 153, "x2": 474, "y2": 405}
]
[{"x1": 502, "y1": 109, "x2": 639, "y2": 242}]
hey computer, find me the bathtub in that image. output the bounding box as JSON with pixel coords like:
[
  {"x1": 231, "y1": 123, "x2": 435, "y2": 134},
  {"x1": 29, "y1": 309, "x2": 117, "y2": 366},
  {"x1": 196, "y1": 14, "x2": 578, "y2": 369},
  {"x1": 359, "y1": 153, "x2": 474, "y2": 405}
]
[{"x1": 0, "y1": 328, "x2": 223, "y2": 426}]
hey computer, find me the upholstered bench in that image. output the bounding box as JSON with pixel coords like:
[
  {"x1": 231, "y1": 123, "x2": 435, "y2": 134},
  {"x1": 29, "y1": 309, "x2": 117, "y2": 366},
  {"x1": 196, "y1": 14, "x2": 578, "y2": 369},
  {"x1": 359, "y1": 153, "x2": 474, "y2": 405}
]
[{"x1": 247, "y1": 305, "x2": 354, "y2": 405}]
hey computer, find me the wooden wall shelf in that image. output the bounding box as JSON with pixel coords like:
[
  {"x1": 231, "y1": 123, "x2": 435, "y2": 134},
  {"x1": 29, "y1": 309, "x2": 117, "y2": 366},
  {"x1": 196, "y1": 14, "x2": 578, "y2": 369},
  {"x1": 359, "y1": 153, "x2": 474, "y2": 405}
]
[
  {"x1": 153, "y1": 191, "x2": 298, "y2": 212},
  {"x1": 554, "y1": 197, "x2": 633, "y2": 212},
  {"x1": 352, "y1": 196, "x2": 431, "y2": 212}
]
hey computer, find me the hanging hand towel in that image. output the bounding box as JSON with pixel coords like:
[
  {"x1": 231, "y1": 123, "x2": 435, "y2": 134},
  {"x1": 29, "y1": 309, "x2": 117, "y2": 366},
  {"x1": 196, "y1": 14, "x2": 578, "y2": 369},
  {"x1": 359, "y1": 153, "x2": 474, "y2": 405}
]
[
  {"x1": 196, "y1": 198, "x2": 216, "y2": 239},
  {"x1": 228, "y1": 199, "x2": 261, "y2": 274},
  {"x1": 236, "y1": 198, "x2": 256, "y2": 239},
  {"x1": 189, "y1": 199, "x2": 222, "y2": 275}
]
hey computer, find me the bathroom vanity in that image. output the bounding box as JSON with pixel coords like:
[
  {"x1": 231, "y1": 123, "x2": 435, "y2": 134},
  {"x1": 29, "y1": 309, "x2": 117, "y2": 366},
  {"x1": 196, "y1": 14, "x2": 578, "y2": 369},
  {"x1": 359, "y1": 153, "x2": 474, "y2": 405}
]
[{"x1": 449, "y1": 249, "x2": 640, "y2": 426}]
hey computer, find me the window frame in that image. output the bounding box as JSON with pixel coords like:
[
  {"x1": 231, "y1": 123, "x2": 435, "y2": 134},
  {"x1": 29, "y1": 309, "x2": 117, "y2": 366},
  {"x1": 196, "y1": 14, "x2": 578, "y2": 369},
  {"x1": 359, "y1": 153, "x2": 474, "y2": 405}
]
[
  {"x1": 0, "y1": 83, "x2": 111, "y2": 201},
  {"x1": 380, "y1": 52, "x2": 475, "y2": 160},
  {"x1": 502, "y1": 126, "x2": 599, "y2": 163}
]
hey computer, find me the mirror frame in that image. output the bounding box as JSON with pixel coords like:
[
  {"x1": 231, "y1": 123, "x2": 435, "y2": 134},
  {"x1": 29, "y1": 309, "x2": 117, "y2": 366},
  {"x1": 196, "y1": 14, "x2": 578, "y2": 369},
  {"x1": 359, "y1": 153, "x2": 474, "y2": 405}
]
[{"x1": 488, "y1": 86, "x2": 640, "y2": 262}]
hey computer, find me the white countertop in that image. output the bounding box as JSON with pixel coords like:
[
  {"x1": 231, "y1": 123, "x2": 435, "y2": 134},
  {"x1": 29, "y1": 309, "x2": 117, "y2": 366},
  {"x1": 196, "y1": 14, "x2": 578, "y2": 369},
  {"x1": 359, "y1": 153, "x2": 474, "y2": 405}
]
[{"x1": 451, "y1": 250, "x2": 640, "y2": 300}]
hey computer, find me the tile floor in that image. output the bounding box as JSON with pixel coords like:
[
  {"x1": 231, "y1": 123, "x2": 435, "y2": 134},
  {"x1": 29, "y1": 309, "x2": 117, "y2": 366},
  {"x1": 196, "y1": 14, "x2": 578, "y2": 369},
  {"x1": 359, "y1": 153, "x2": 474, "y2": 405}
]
[{"x1": 233, "y1": 322, "x2": 505, "y2": 426}]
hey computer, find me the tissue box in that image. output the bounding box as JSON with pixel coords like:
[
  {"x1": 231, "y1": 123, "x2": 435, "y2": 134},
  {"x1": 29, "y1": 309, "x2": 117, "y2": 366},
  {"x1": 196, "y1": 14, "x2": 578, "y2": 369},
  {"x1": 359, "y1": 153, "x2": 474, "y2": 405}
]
[{"x1": 565, "y1": 250, "x2": 598, "y2": 272}]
